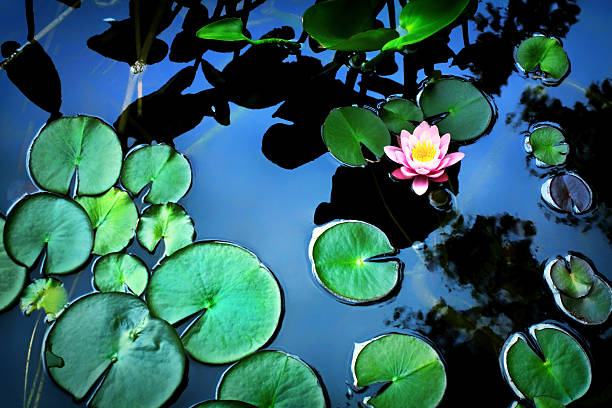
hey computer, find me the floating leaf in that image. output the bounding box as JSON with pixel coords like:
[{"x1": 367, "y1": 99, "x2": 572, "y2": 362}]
[
  {"x1": 549, "y1": 256, "x2": 594, "y2": 298},
  {"x1": 93, "y1": 253, "x2": 148, "y2": 296},
  {"x1": 147, "y1": 242, "x2": 282, "y2": 364},
  {"x1": 516, "y1": 36, "x2": 569, "y2": 80},
  {"x1": 379, "y1": 99, "x2": 423, "y2": 133},
  {"x1": 193, "y1": 401, "x2": 256, "y2": 408},
  {"x1": 323, "y1": 107, "x2": 391, "y2": 166},
  {"x1": 501, "y1": 323, "x2": 591, "y2": 405},
  {"x1": 217, "y1": 351, "x2": 326, "y2": 408},
  {"x1": 121, "y1": 144, "x2": 192, "y2": 204},
  {"x1": 196, "y1": 18, "x2": 250, "y2": 42},
  {"x1": 352, "y1": 333, "x2": 447, "y2": 408},
  {"x1": 0, "y1": 217, "x2": 27, "y2": 312},
  {"x1": 20, "y1": 278, "x2": 67, "y2": 321},
  {"x1": 419, "y1": 77, "x2": 493, "y2": 142},
  {"x1": 29, "y1": 116, "x2": 122, "y2": 196},
  {"x1": 4, "y1": 193, "x2": 93, "y2": 274},
  {"x1": 534, "y1": 396, "x2": 565, "y2": 408},
  {"x1": 76, "y1": 187, "x2": 138, "y2": 255},
  {"x1": 45, "y1": 293, "x2": 185, "y2": 407},
  {"x1": 541, "y1": 174, "x2": 592, "y2": 214},
  {"x1": 528, "y1": 127, "x2": 569, "y2": 166},
  {"x1": 309, "y1": 221, "x2": 399, "y2": 303},
  {"x1": 560, "y1": 277, "x2": 612, "y2": 325},
  {"x1": 136, "y1": 203, "x2": 194, "y2": 257}
]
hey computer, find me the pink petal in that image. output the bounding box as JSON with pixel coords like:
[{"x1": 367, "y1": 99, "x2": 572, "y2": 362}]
[
  {"x1": 430, "y1": 173, "x2": 449, "y2": 182},
  {"x1": 411, "y1": 175, "x2": 429, "y2": 195},
  {"x1": 428, "y1": 169, "x2": 445, "y2": 178},
  {"x1": 391, "y1": 167, "x2": 416, "y2": 180},
  {"x1": 408, "y1": 156, "x2": 441, "y2": 172},
  {"x1": 438, "y1": 134, "x2": 451, "y2": 158},
  {"x1": 438, "y1": 151, "x2": 465, "y2": 170},
  {"x1": 412, "y1": 122, "x2": 430, "y2": 140},
  {"x1": 414, "y1": 167, "x2": 431, "y2": 175},
  {"x1": 384, "y1": 146, "x2": 407, "y2": 166},
  {"x1": 400, "y1": 167, "x2": 418, "y2": 177},
  {"x1": 429, "y1": 125, "x2": 441, "y2": 146}
]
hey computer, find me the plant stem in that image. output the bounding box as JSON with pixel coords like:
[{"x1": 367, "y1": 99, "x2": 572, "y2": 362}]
[
  {"x1": 362, "y1": 49, "x2": 393, "y2": 72},
  {"x1": 386, "y1": 0, "x2": 396, "y2": 29},
  {"x1": 461, "y1": 21, "x2": 470, "y2": 47},
  {"x1": 249, "y1": 38, "x2": 301, "y2": 50}
]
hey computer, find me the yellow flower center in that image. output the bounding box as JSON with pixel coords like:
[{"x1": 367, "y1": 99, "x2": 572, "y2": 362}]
[{"x1": 412, "y1": 141, "x2": 437, "y2": 162}]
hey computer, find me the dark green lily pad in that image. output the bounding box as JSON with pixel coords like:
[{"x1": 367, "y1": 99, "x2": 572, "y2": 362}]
[
  {"x1": 501, "y1": 323, "x2": 591, "y2": 405},
  {"x1": 136, "y1": 203, "x2": 195, "y2": 257},
  {"x1": 516, "y1": 36, "x2": 569, "y2": 80},
  {"x1": 528, "y1": 127, "x2": 569, "y2": 166},
  {"x1": 419, "y1": 77, "x2": 493, "y2": 142},
  {"x1": 4, "y1": 193, "x2": 93, "y2": 274},
  {"x1": 196, "y1": 18, "x2": 250, "y2": 42},
  {"x1": 534, "y1": 396, "x2": 565, "y2": 408},
  {"x1": 323, "y1": 107, "x2": 391, "y2": 166},
  {"x1": 93, "y1": 253, "x2": 148, "y2": 296},
  {"x1": 217, "y1": 351, "x2": 326, "y2": 408},
  {"x1": 193, "y1": 401, "x2": 256, "y2": 408},
  {"x1": 147, "y1": 242, "x2": 282, "y2": 364},
  {"x1": 29, "y1": 116, "x2": 122, "y2": 196},
  {"x1": 0, "y1": 217, "x2": 27, "y2": 312},
  {"x1": 352, "y1": 333, "x2": 447, "y2": 408},
  {"x1": 121, "y1": 144, "x2": 192, "y2": 204},
  {"x1": 550, "y1": 256, "x2": 594, "y2": 298},
  {"x1": 379, "y1": 99, "x2": 423, "y2": 133},
  {"x1": 45, "y1": 293, "x2": 185, "y2": 407},
  {"x1": 20, "y1": 278, "x2": 67, "y2": 321},
  {"x1": 76, "y1": 187, "x2": 138, "y2": 255},
  {"x1": 541, "y1": 174, "x2": 592, "y2": 214},
  {"x1": 309, "y1": 221, "x2": 399, "y2": 303}
]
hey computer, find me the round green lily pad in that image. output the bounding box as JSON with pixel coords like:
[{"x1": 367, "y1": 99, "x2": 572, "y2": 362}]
[
  {"x1": 309, "y1": 221, "x2": 399, "y2": 303},
  {"x1": 93, "y1": 253, "x2": 148, "y2": 296},
  {"x1": 515, "y1": 36, "x2": 569, "y2": 80},
  {"x1": 0, "y1": 217, "x2": 27, "y2": 312},
  {"x1": 20, "y1": 278, "x2": 67, "y2": 321},
  {"x1": 352, "y1": 333, "x2": 447, "y2": 408},
  {"x1": 419, "y1": 77, "x2": 493, "y2": 142},
  {"x1": 76, "y1": 187, "x2": 138, "y2": 256},
  {"x1": 560, "y1": 277, "x2": 612, "y2": 325},
  {"x1": 121, "y1": 144, "x2": 192, "y2": 204},
  {"x1": 549, "y1": 256, "x2": 594, "y2": 298},
  {"x1": 29, "y1": 116, "x2": 122, "y2": 196},
  {"x1": 4, "y1": 193, "x2": 93, "y2": 275},
  {"x1": 528, "y1": 127, "x2": 569, "y2": 166},
  {"x1": 379, "y1": 99, "x2": 423, "y2": 134},
  {"x1": 217, "y1": 351, "x2": 326, "y2": 408},
  {"x1": 45, "y1": 292, "x2": 185, "y2": 407},
  {"x1": 501, "y1": 323, "x2": 591, "y2": 405},
  {"x1": 136, "y1": 203, "x2": 195, "y2": 257},
  {"x1": 193, "y1": 401, "x2": 256, "y2": 408},
  {"x1": 147, "y1": 242, "x2": 282, "y2": 364}
]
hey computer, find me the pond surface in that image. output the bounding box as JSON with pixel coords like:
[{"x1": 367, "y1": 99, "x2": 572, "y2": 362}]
[{"x1": 1, "y1": 0, "x2": 611, "y2": 407}]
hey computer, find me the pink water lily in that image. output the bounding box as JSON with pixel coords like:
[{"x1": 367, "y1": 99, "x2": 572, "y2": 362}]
[{"x1": 384, "y1": 121, "x2": 465, "y2": 195}]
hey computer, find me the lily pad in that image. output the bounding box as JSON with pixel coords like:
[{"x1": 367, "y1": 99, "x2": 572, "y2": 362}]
[
  {"x1": 541, "y1": 173, "x2": 592, "y2": 214},
  {"x1": 147, "y1": 242, "x2": 282, "y2": 364},
  {"x1": 45, "y1": 292, "x2": 185, "y2": 407},
  {"x1": 419, "y1": 77, "x2": 493, "y2": 142},
  {"x1": 4, "y1": 193, "x2": 93, "y2": 274},
  {"x1": 193, "y1": 402, "x2": 256, "y2": 408},
  {"x1": 121, "y1": 144, "x2": 192, "y2": 204},
  {"x1": 93, "y1": 253, "x2": 148, "y2": 296},
  {"x1": 20, "y1": 278, "x2": 67, "y2": 321},
  {"x1": 534, "y1": 396, "x2": 565, "y2": 408},
  {"x1": 136, "y1": 203, "x2": 195, "y2": 257},
  {"x1": 29, "y1": 116, "x2": 122, "y2": 196},
  {"x1": 196, "y1": 18, "x2": 250, "y2": 42},
  {"x1": 528, "y1": 127, "x2": 569, "y2": 166},
  {"x1": 0, "y1": 217, "x2": 27, "y2": 312},
  {"x1": 76, "y1": 187, "x2": 138, "y2": 255},
  {"x1": 352, "y1": 333, "x2": 447, "y2": 408},
  {"x1": 323, "y1": 107, "x2": 391, "y2": 166},
  {"x1": 379, "y1": 99, "x2": 423, "y2": 133},
  {"x1": 217, "y1": 351, "x2": 326, "y2": 408},
  {"x1": 501, "y1": 322, "x2": 591, "y2": 405},
  {"x1": 549, "y1": 256, "x2": 594, "y2": 298},
  {"x1": 516, "y1": 36, "x2": 569, "y2": 79},
  {"x1": 559, "y1": 277, "x2": 612, "y2": 325}
]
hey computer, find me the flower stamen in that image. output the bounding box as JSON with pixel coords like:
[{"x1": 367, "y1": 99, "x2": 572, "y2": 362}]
[{"x1": 412, "y1": 141, "x2": 437, "y2": 162}]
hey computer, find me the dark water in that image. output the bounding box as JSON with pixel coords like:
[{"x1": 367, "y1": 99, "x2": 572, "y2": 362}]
[{"x1": 1, "y1": 0, "x2": 611, "y2": 407}]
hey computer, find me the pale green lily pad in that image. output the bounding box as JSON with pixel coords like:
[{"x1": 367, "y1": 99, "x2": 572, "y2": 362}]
[
  {"x1": 560, "y1": 277, "x2": 612, "y2": 325},
  {"x1": 76, "y1": 187, "x2": 138, "y2": 256},
  {"x1": 45, "y1": 292, "x2": 185, "y2": 407},
  {"x1": 323, "y1": 107, "x2": 391, "y2": 166},
  {"x1": 136, "y1": 203, "x2": 194, "y2": 257},
  {"x1": 0, "y1": 217, "x2": 27, "y2": 312},
  {"x1": 93, "y1": 253, "x2": 148, "y2": 296},
  {"x1": 379, "y1": 99, "x2": 423, "y2": 134},
  {"x1": 196, "y1": 18, "x2": 250, "y2": 42},
  {"x1": 217, "y1": 351, "x2": 326, "y2": 408},
  {"x1": 4, "y1": 193, "x2": 93, "y2": 275},
  {"x1": 501, "y1": 323, "x2": 591, "y2": 405},
  {"x1": 549, "y1": 256, "x2": 594, "y2": 298},
  {"x1": 121, "y1": 144, "x2": 192, "y2": 204},
  {"x1": 419, "y1": 77, "x2": 493, "y2": 142},
  {"x1": 528, "y1": 127, "x2": 569, "y2": 166},
  {"x1": 309, "y1": 221, "x2": 399, "y2": 303},
  {"x1": 516, "y1": 36, "x2": 569, "y2": 80},
  {"x1": 20, "y1": 278, "x2": 67, "y2": 321},
  {"x1": 147, "y1": 242, "x2": 282, "y2": 364},
  {"x1": 353, "y1": 333, "x2": 447, "y2": 408},
  {"x1": 193, "y1": 401, "x2": 256, "y2": 408},
  {"x1": 29, "y1": 116, "x2": 122, "y2": 196}
]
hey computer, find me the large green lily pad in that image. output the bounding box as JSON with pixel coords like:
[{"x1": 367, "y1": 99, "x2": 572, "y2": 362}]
[
  {"x1": 29, "y1": 116, "x2": 122, "y2": 196},
  {"x1": 528, "y1": 127, "x2": 569, "y2": 166},
  {"x1": 549, "y1": 256, "x2": 594, "y2": 298},
  {"x1": 0, "y1": 217, "x2": 27, "y2": 312},
  {"x1": 93, "y1": 253, "x2": 149, "y2": 296},
  {"x1": 515, "y1": 36, "x2": 569, "y2": 80},
  {"x1": 121, "y1": 144, "x2": 192, "y2": 204},
  {"x1": 217, "y1": 351, "x2": 326, "y2": 408},
  {"x1": 136, "y1": 203, "x2": 195, "y2": 257},
  {"x1": 323, "y1": 107, "x2": 391, "y2": 166},
  {"x1": 352, "y1": 333, "x2": 447, "y2": 408},
  {"x1": 309, "y1": 221, "x2": 399, "y2": 303},
  {"x1": 20, "y1": 278, "x2": 67, "y2": 321},
  {"x1": 76, "y1": 188, "x2": 138, "y2": 255},
  {"x1": 4, "y1": 193, "x2": 93, "y2": 274},
  {"x1": 45, "y1": 292, "x2": 185, "y2": 407},
  {"x1": 379, "y1": 99, "x2": 423, "y2": 134},
  {"x1": 501, "y1": 323, "x2": 591, "y2": 405},
  {"x1": 147, "y1": 242, "x2": 282, "y2": 364},
  {"x1": 419, "y1": 77, "x2": 493, "y2": 142}
]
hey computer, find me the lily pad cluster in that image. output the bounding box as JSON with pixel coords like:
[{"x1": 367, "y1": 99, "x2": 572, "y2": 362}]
[{"x1": 515, "y1": 36, "x2": 570, "y2": 82}]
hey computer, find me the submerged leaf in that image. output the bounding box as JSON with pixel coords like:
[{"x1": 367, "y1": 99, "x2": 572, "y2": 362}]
[
  {"x1": 93, "y1": 253, "x2": 148, "y2": 296},
  {"x1": 0, "y1": 217, "x2": 27, "y2": 312},
  {"x1": 20, "y1": 278, "x2": 67, "y2": 321},
  {"x1": 516, "y1": 36, "x2": 569, "y2": 79},
  {"x1": 379, "y1": 99, "x2": 423, "y2": 133},
  {"x1": 136, "y1": 203, "x2": 194, "y2": 257},
  {"x1": 528, "y1": 127, "x2": 569, "y2": 166}
]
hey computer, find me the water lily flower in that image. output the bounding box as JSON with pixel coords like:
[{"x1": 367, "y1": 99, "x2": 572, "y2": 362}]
[{"x1": 384, "y1": 121, "x2": 465, "y2": 195}]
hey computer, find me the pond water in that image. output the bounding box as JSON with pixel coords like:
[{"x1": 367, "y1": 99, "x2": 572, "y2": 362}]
[{"x1": 1, "y1": 0, "x2": 611, "y2": 407}]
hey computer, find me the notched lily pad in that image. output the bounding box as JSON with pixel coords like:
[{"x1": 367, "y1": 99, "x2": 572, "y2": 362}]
[
  {"x1": 515, "y1": 36, "x2": 569, "y2": 80},
  {"x1": 0, "y1": 217, "x2": 27, "y2": 312},
  {"x1": 379, "y1": 99, "x2": 423, "y2": 134},
  {"x1": 527, "y1": 126, "x2": 569, "y2": 166},
  {"x1": 93, "y1": 253, "x2": 148, "y2": 296},
  {"x1": 541, "y1": 173, "x2": 592, "y2": 214},
  {"x1": 20, "y1": 278, "x2": 67, "y2": 321},
  {"x1": 549, "y1": 256, "x2": 594, "y2": 298},
  {"x1": 217, "y1": 350, "x2": 326, "y2": 408},
  {"x1": 136, "y1": 203, "x2": 195, "y2": 257}
]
